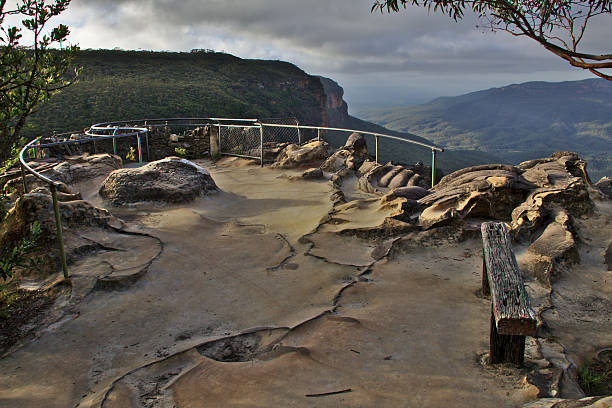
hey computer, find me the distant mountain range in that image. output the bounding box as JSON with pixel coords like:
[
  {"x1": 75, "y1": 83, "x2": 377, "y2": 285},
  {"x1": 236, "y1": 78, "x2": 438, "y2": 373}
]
[{"x1": 356, "y1": 79, "x2": 612, "y2": 181}]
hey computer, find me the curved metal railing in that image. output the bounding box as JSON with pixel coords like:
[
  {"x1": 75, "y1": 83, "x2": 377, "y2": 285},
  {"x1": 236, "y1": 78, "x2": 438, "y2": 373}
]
[{"x1": 16, "y1": 117, "x2": 445, "y2": 278}]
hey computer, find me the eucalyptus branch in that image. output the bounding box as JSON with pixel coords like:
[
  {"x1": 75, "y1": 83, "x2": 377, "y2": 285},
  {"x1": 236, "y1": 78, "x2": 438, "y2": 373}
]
[{"x1": 373, "y1": 0, "x2": 612, "y2": 80}]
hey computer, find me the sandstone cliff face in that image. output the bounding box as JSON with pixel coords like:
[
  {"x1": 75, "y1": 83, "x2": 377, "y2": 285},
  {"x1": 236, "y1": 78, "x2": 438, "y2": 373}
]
[{"x1": 318, "y1": 76, "x2": 349, "y2": 127}]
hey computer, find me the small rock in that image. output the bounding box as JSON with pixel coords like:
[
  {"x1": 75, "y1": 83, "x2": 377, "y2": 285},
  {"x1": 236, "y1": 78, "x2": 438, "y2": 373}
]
[{"x1": 302, "y1": 168, "x2": 323, "y2": 180}]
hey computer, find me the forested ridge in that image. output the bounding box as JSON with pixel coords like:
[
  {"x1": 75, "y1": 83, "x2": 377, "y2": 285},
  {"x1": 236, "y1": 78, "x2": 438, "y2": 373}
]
[{"x1": 24, "y1": 49, "x2": 326, "y2": 136}]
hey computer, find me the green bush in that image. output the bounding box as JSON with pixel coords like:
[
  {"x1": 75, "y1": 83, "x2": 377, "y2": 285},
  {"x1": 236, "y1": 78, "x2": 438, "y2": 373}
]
[
  {"x1": 0, "y1": 222, "x2": 42, "y2": 282},
  {"x1": 578, "y1": 364, "x2": 611, "y2": 395}
]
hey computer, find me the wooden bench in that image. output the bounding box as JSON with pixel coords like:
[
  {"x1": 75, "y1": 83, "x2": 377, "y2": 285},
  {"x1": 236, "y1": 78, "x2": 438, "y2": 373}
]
[{"x1": 481, "y1": 222, "x2": 537, "y2": 365}]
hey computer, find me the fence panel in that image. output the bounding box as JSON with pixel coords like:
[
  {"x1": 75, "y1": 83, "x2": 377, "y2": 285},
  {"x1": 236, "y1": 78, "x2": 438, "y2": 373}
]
[{"x1": 219, "y1": 125, "x2": 261, "y2": 159}]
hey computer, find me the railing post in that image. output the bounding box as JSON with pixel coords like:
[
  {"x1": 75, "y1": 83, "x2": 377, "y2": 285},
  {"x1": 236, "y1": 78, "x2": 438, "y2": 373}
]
[
  {"x1": 259, "y1": 124, "x2": 264, "y2": 167},
  {"x1": 144, "y1": 121, "x2": 150, "y2": 161},
  {"x1": 375, "y1": 135, "x2": 379, "y2": 164},
  {"x1": 137, "y1": 133, "x2": 143, "y2": 164},
  {"x1": 145, "y1": 131, "x2": 150, "y2": 162},
  {"x1": 112, "y1": 127, "x2": 118, "y2": 155},
  {"x1": 20, "y1": 161, "x2": 28, "y2": 194},
  {"x1": 431, "y1": 149, "x2": 437, "y2": 188},
  {"x1": 296, "y1": 119, "x2": 301, "y2": 145},
  {"x1": 218, "y1": 123, "x2": 222, "y2": 155},
  {"x1": 51, "y1": 184, "x2": 69, "y2": 279}
]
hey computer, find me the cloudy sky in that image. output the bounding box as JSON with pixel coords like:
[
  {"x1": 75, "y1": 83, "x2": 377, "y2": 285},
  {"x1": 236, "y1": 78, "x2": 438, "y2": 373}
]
[{"x1": 48, "y1": 0, "x2": 611, "y2": 110}]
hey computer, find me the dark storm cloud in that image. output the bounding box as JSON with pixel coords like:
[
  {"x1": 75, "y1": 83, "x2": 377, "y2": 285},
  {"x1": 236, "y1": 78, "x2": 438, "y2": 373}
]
[
  {"x1": 70, "y1": 0, "x2": 578, "y2": 73},
  {"x1": 64, "y1": 0, "x2": 607, "y2": 106}
]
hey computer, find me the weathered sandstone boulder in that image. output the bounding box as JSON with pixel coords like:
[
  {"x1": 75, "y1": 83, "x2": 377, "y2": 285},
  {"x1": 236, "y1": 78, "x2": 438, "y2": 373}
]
[
  {"x1": 523, "y1": 210, "x2": 579, "y2": 285},
  {"x1": 320, "y1": 132, "x2": 369, "y2": 172},
  {"x1": 357, "y1": 160, "x2": 441, "y2": 193},
  {"x1": 271, "y1": 140, "x2": 330, "y2": 169},
  {"x1": 0, "y1": 185, "x2": 126, "y2": 278},
  {"x1": 595, "y1": 176, "x2": 612, "y2": 199},
  {"x1": 416, "y1": 164, "x2": 532, "y2": 229},
  {"x1": 0, "y1": 188, "x2": 117, "y2": 248},
  {"x1": 510, "y1": 153, "x2": 592, "y2": 238},
  {"x1": 51, "y1": 153, "x2": 122, "y2": 184},
  {"x1": 381, "y1": 186, "x2": 430, "y2": 203},
  {"x1": 301, "y1": 167, "x2": 323, "y2": 180},
  {"x1": 413, "y1": 153, "x2": 593, "y2": 234},
  {"x1": 99, "y1": 157, "x2": 218, "y2": 205}
]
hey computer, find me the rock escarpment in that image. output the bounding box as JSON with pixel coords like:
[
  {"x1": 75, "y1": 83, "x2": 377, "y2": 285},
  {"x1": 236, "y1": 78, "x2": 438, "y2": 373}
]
[
  {"x1": 356, "y1": 151, "x2": 596, "y2": 286},
  {"x1": 99, "y1": 157, "x2": 218, "y2": 205}
]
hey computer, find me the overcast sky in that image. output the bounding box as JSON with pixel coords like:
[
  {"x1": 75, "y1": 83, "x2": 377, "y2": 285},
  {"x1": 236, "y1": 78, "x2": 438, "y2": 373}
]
[{"x1": 47, "y1": 0, "x2": 611, "y2": 110}]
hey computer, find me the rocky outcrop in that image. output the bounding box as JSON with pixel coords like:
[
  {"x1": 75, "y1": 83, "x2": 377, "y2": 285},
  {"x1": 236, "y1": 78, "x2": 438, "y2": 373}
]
[
  {"x1": 0, "y1": 188, "x2": 118, "y2": 249},
  {"x1": 416, "y1": 164, "x2": 532, "y2": 229},
  {"x1": 2, "y1": 154, "x2": 120, "y2": 202},
  {"x1": 411, "y1": 154, "x2": 593, "y2": 235},
  {"x1": 50, "y1": 153, "x2": 122, "y2": 184},
  {"x1": 99, "y1": 157, "x2": 218, "y2": 205},
  {"x1": 523, "y1": 210, "x2": 580, "y2": 285},
  {"x1": 320, "y1": 132, "x2": 369, "y2": 173},
  {"x1": 510, "y1": 153, "x2": 593, "y2": 238},
  {"x1": 382, "y1": 152, "x2": 593, "y2": 285},
  {"x1": 271, "y1": 140, "x2": 330, "y2": 169},
  {"x1": 358, "y1": 160, "x2": 442, "y2": 194}
]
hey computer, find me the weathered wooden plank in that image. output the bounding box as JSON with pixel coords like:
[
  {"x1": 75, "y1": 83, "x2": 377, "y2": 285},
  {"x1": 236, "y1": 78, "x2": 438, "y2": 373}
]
[{"x1": 481, "y1": 222, "x2": 536, "y2": 337}]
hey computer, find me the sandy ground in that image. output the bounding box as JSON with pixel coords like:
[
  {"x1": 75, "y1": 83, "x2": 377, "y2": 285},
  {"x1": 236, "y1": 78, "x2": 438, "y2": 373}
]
[{"x1": 0, "y1": 158, "x2": 609, "y2": 407}]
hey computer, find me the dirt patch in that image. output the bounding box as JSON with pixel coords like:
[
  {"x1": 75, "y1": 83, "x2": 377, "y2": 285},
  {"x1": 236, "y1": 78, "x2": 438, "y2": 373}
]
[{"x1": 0, "y1": 286, "x2": 62, "y2": 352}]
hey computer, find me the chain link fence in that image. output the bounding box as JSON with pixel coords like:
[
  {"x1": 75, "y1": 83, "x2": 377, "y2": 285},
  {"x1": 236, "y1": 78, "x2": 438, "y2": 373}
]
[{"x1": 218, "y1": 125, "x2": 262, "y2": 159}]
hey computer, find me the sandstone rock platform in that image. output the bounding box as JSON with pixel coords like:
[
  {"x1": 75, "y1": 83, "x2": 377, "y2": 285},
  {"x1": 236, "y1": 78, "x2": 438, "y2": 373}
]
[{"x1": 0, "y1": 152, "x2": 609, "y2": 408}]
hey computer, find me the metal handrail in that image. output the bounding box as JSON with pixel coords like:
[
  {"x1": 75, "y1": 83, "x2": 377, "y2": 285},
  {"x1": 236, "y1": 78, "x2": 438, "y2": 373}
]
[
  {"x1": 257, "y1": 122, "x2": 443, "y2": 185},
  {"x1": 18, "y1": 126, "x2": 149, "y2": 279},
  {"x1": 16, "y1": 117, "x2": 446, "y2": 278},
  {"x1": 19, "y1": 138, "x2": 69, "y2": 278}
]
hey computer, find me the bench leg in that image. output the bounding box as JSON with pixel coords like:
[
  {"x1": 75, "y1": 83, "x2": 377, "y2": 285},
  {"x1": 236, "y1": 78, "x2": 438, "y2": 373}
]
[
  {"x1": 482, "y1": 250, "x2": 490, "y2": 296},
  {"x1": 489, "y1": 307, "x2": 526, "y2": 365}
]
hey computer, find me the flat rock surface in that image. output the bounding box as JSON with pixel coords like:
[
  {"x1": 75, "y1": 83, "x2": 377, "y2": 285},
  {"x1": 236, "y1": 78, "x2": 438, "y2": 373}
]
[{"x1": 0, "y1": 159, "x2": 610, "y2": 408}]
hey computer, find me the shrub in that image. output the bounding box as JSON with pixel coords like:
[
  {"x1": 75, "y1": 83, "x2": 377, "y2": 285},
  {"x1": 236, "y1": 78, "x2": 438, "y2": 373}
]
[{"x1": 0, "y1": 222, "x2": 42, "y2": 282}]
